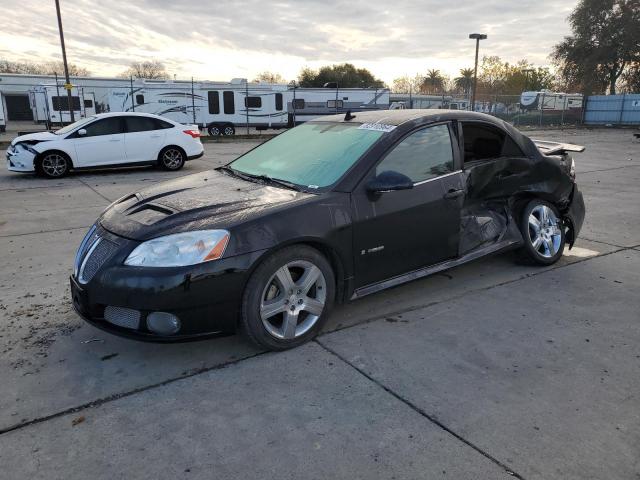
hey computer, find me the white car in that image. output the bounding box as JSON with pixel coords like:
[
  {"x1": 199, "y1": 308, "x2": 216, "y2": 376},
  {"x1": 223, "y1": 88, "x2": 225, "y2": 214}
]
[{"x1": 6, "y1": 112, "x2": 204, "y2": 178}]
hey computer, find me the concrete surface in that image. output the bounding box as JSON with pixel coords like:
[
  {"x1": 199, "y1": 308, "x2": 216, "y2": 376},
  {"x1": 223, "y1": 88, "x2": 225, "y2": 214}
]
[{"x1": 0, "y1": 127, "x2": 638, "y2": 479}]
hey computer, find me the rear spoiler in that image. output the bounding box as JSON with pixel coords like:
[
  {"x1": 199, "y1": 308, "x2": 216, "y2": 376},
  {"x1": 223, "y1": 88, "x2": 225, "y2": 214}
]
[{"x1": 533, "y1": 139, "x2": 585, "y2": 156}]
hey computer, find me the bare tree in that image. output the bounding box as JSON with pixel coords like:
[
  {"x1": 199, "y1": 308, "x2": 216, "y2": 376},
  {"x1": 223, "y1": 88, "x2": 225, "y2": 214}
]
[
  {"x1": 0, "y1": 58, "x2": 90, "y2": 76},
  {"x1": 253, "y1": 71, "x2": 286, "y2": 84},
  {"x1": 392, "y1": 75, "x2": 424, "y2": 94},
  {"x1": 118, "y1": 61, "x2": 169, "y2": 80}
]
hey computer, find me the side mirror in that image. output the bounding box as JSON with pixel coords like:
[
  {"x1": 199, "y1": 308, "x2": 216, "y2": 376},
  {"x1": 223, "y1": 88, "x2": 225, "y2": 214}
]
[
  {"x1": 78, "y1": 129, "x2": 87, "y2": 137},
  {"x1": 366, "y1": 170, "x2": 414, "y2": 193}
]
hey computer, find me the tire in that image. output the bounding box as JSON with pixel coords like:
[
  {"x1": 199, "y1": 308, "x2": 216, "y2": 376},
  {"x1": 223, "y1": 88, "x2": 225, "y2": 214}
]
[
  {"x1": 38, "y1": 151, "x2": 70, "y2": 178},
  {"x1": 222, "y1": 125, "x2": 235, "y2": 136},
  {"x1": 517, "y1": 199, "x2": 565, "y2": 265},
  {"x1": 207, "y1": 125, "x2": 221, "y2": 136},
  {"x1": 241, "y1": 245, "x2": 335, "y2": 351},
  {"x1": 158, "y1": 146, "x2": 185, "y2": 171}
]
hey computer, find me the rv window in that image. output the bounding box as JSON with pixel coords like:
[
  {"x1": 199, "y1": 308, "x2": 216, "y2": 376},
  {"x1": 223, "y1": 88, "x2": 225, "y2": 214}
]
[
  {"x1": 275, "y1": 93, "x2": 283, "y2": 111},
  {"x1": 52, "y1": 96, "x2": 81, "y2": 112},
  {"x1": 327, "y1": 100, "x2": 343, "y2": 109},
  {"x1": 84, "y1": 99, "x2": 93, "y2": 108},
  {"x1": 244, "y1": 96, "x2": 262, "y2": 108},
  {"x1": 292, "y1": 98, "x2": 305, "y2": 109},
  {"x1": 136, "y1": 94, "x2": 145, "y2": 105},
  {"x1": 82, "y1": 117, "x2": 124, "y2": 137},
  {"x1": 223, "y1": 91, "x2": 235, "y2": 114},
  {"x1": 125, "y1": 116, "x2": 158, "y2": 133},
  {"x1": 208, "y1": 91, "x2": 220, "y2": 114}
]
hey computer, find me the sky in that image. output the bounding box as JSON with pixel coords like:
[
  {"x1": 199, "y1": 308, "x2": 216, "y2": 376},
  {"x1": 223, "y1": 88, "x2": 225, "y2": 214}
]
[{"x1": 1, "y1": 0, "x2": 579, "y2": 84}]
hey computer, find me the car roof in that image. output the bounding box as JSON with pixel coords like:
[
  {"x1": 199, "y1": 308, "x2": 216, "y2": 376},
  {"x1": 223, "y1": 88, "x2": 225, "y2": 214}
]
[
  {"x1": 313, "y1": 108, "x2": 507, "y2": 127},
  {"x1": 93, "y1": 112, "x2": 170, "y2": 120}
]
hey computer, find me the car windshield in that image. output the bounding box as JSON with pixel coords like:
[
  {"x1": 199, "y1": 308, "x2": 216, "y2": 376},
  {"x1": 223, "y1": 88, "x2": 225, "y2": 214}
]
[
  {"x1": 54, "y1": 116, "x2": 97, "y2": 135},
  {"x1": 229, "y1": 122, "x2": 384, "y2": 189}
]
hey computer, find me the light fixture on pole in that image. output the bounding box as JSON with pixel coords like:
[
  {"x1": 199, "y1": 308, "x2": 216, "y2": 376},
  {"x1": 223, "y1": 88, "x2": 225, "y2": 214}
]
[
  {"x1": 469, "y1": 33, "x2": 487, "y2": 112},
  {"x1": 54, "y1": 0, "x2": 75, "y2": 122}
]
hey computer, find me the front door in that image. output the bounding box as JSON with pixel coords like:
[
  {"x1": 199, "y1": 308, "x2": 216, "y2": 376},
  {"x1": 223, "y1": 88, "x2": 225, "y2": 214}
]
[
  {"x1": 71, "y1": 117, "x2": 126, "y2": 167},
  {"x1": 352, "y1": 123, "x2": 464, "y2": 288}
]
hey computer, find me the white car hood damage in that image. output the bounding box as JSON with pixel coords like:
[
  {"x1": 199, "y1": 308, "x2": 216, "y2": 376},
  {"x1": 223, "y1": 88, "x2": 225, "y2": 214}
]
[{"x1": 11, "y1": 131, "x2": 59, "y2": 146}]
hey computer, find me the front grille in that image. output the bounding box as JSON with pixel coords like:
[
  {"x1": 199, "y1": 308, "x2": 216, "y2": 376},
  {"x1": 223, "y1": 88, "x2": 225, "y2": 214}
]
[
  {"x1": 79, "y1": 238, "x2": 119, "y2": 283},
  {"x1": 104, "y1": 306, "x2": 141, "y2": 330}
]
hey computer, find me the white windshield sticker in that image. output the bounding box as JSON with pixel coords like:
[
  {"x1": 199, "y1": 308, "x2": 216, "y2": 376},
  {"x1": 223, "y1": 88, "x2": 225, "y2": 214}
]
[{"x1": 358, "y1": 123, "x2": 396, "y2": 133}]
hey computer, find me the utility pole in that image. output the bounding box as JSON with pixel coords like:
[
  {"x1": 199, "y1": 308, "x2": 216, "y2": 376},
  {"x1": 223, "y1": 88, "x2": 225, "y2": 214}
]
[
  {"x1": 54, "y1": 0, "x2": 75, "y2": 122},
  {"x1": 469, "y1": 33, "x2": 487, "y2": 112}
]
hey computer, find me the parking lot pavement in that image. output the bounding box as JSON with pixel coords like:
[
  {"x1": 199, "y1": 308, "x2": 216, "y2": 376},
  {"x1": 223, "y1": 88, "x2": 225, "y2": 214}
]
[{"x1": 0, "y1": 128, "x2": 638, "y2": 479}]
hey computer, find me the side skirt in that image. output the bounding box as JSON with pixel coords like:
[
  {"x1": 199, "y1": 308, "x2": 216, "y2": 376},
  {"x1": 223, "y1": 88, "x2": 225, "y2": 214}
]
[{"x1": 351, "y1": 238, "x2": 522, "y2": 300}]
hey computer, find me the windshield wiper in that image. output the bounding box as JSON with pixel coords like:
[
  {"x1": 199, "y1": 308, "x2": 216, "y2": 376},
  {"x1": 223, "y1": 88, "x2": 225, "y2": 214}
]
[{"x1": 217, "y1": 166, "x2": 301, "y2": 191}]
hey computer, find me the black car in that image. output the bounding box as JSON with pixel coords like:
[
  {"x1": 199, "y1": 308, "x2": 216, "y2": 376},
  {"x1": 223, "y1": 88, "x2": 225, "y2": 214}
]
[{"x1": 70, "y1": 110, "x2": 585, "y2": 350}]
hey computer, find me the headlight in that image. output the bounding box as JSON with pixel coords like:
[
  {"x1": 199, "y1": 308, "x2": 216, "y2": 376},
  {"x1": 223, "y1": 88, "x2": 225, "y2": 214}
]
[{"x1": 124, "y1": 230, "x2": 230, "y2": 267}]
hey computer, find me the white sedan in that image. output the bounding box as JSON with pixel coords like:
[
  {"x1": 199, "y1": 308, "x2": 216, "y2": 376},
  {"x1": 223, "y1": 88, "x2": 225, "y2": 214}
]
[{"x1": 6, "y1": 112, "x2": 204, "y2": 178}]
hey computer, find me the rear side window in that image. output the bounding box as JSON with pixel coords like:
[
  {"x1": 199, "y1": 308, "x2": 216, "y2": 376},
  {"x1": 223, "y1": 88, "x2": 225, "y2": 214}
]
[
  {"x1": 376, "y1": 124, "x2": 454, "y2": 182},
  {"x1": 82, "y1": 118, "x2": 123, "y2": 137},
  {"x1": 125, "y1": 116, "x2": 159, "y2": 132},
  {"x1": 462, "y1": 122, "x2": 525, "y2": 162},
  {"x1": 208, "y1": 91, "x2": 220, "y2": 114},
  {"x1": 275, "y1": 93, "x2": 283, "y2": 111},
  {"x1": 154, "y1": 119, "x2": 174, "y2": 129},
  {"x1": 223, "y1": 91, "x2": 235, "y2": 114},
  {"x1": 245, "y1": 96, "x2": 262, "y2": 108}
]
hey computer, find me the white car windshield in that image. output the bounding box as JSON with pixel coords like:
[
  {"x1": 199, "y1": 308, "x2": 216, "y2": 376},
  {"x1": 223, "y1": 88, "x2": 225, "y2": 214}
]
[{"x1": 54, "y1": 116, "x2": 97, "y2": 135}]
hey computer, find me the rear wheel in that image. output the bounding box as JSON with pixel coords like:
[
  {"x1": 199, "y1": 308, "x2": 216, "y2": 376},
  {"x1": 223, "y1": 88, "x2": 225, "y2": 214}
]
[
  {"x1": 159, "y1": 147, "x2": 185, "y2": 171},
  {"x1": 518, "y1": 199, "x2": 565, "y2": 265},
  {"x1": 38, "y1": 152, "x2": 70, "y2": 178},
  {"x1": 241, "y1": 245, "x2": 335, "y2": 351}
]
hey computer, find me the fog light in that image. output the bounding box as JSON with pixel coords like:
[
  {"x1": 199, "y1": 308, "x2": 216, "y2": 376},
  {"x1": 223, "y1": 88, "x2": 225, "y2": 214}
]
[{"x1": 147, "y1": 312, "x2": 181, "y2": 335}]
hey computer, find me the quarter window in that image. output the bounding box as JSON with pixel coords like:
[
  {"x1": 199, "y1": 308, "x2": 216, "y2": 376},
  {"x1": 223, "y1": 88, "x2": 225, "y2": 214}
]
[
  {"x1": 376, "y1": 124, "x2": 454, "y2": 182},
  {"x1": 208, "y1": 91, "x2": 220, "y2": 114},
  {"x1": 82, "y1": 118, "x2": 123, "y2": 137},
  {"x1": 223, "y1": 91, "x2": 235, "y2": 114}
]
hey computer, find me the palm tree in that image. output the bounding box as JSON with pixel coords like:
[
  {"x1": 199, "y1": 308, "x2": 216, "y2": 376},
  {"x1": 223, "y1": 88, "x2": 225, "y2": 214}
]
[
  {"x1": 454, "y1": 68, "x2": 475, "y2": 96},
  {"x1": 421, "y1": 69, "x2": 445, "y2": 94}
]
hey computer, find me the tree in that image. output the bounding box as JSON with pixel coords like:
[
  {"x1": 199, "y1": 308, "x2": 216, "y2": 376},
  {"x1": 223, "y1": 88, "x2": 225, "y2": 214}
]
[
  {"x1": 621, "y1": 62, "x2": 640, "y2": 92},
  {"x1": 118, "y1": 60, "x2": 169, "y2": 80},
  {"x1": 297, "y1": 63, "x2": 385, "y2": 88},
  {"x1": 420, "y1": 69, "x2": 446, "y2": 94},
  {"x1": 552, "y1": 0, "x2": 640, "y2": 94},
  {"x1": 0, "y1": 58, "x2": 90, "y2": 76},
  {"x1": 392, "y1": 75, "x2": 424, "y2": 93},
  {"x1": 454, "y1": 68, "x2": 475, "y2": 95},
  {"x1": 253, "y1": 71, "x2": 286, "y2": 84}
]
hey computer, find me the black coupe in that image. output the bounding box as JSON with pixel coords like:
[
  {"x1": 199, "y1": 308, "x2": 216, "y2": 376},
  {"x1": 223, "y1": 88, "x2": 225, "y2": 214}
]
[{"x1": 70, "y1": 110, "x2": 585, "y2": 350}]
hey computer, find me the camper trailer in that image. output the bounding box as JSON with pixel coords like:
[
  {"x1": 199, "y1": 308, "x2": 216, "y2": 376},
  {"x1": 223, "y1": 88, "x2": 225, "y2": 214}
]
[
  {"x1": 0, "y1": 98, "x2": 5, "y2": 132},
  {"x1": 109, "y1": 79, "x2": 289, "y2": 135},
  {"x1": 520, "y1": 91, "x2": 583, "y2": 111},
  {"x1": 288, "y1": 87, "x2": 389, "y2": 125},
  {"x1": 29, "y1": 85, "x2": 96, "y2": 127}
]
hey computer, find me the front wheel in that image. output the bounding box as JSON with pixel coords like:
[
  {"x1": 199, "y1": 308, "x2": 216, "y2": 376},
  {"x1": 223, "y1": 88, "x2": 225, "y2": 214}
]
[
  {"x1": 159, "y1": 147, "x2": 185, "y2": 171},
  {"x1": 38, "y1": 152, "x2": 70, "y2": 178},
  {"x1": 241, "y1": 245, "x2": 335, "y2": 351},
  {"x1": 222, "y1": 125, "x2": 235, "y2": 136},
  {"x1": 518, "y1": 199, "x2": 565, "y2": 265}
]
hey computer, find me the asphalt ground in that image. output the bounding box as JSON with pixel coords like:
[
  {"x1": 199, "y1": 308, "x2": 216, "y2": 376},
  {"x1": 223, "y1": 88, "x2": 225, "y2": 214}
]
[{"x1": 0, "y1": 127, "x2": 638, "y2": 479}]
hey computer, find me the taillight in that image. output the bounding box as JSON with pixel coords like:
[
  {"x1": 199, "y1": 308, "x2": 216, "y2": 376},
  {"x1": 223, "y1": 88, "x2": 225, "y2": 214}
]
[{"x1": 183, "y1": 129, "x2": 200, "y2": 138}]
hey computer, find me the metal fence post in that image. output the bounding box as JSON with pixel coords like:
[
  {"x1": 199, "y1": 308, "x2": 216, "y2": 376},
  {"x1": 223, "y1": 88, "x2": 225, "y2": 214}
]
[
  {"x1": 130, "y1": 76, "x2": 135, "y2": 112},
  {"x1": 560, "y1": 95, "x2": 565, "y2": 129},
  {"x1": 54, "y1": 72, "x2": 63, "y2": 128},
  {"x1": 191, "y1": 77, "x2": 196, "y2": 125},
  {"x1": 618, "y1": 93, "x2": 626, "y2": 125},
  {"x1": 539, "y1": 92, "x2": 545, "y2": 127},
  {"x1": 245, "y1": 80, "x2": 250, "y2": 135}
]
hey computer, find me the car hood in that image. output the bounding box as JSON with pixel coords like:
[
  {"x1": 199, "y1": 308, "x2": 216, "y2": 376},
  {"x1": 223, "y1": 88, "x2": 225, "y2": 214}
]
[
  {"x1": 100, "y1": 170, "x2": 315, "y2": 241},
  {"x1": 11, "y1": 131, "x2": 58, "y2": 146}
]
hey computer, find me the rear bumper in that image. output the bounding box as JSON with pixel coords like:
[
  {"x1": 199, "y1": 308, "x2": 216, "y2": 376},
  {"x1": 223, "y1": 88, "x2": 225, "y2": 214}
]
[
  {"x1": 564, "y1": 184, "x2": 585, "y2": 248},
  {"x1": 187, "y1": 151, "x2": 204, "y2": 161}
]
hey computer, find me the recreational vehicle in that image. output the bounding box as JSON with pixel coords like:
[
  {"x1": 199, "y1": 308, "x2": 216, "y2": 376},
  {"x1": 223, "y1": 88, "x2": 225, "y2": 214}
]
[
  {"x1": 29, "y1": 85, "x2": 96, "y2": 127},
  {"x1": 520, "y1": 91, "x2": 583, "y2": 111}
]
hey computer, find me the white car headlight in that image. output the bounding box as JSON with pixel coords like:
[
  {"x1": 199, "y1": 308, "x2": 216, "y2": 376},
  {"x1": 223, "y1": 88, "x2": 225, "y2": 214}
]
[{"x1": 124, "y1": 230, "x2": 230, "y2": 267}]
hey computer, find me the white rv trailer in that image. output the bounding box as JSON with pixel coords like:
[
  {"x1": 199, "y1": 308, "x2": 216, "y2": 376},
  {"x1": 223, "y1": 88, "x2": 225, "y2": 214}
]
[
  {"x1": 520, "y1": 91, "x2": 583, "y2": 111},
  {"x1": 0, "y1": 99, "x2": 5, "y2": 132},
  {"x1": 388, "y1": 93, "x2": 450, "y2": 110},
  {"x1": 287, "y1": 87, "x2": 389, "y2": 125},
  {"x1": 29, "y1": 84, "x2": 96, "y2": 127},
  {"x1": 109, "y1": 79, "x2": 289, "y2": 135}
]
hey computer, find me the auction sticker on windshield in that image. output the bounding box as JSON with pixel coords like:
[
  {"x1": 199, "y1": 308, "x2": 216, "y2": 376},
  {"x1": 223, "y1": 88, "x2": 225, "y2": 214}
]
[{"x1": 358, "y1": 123, "x2": 397, "y2": 133}]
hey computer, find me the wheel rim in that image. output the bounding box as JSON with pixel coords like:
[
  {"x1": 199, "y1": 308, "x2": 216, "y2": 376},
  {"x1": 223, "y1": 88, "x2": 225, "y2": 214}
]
[
  {"x1": 260, "y1": 260, "x2": 327, "y2": 340},
  {"x1": 210, "y1": 127, "x2": 220, "y2": 135},
  {"x1": 528, "y1": 205, "x2": 562, "y2": 258},
  {"x1": 224, "y1": 127, "x2": 234, "y2": 135},
  {"x1": 162, "y1": 149, "x2": 183, "y2": 169},
  {"x1": 42, "y1": 154, "x2": 67, "y2": 177}
]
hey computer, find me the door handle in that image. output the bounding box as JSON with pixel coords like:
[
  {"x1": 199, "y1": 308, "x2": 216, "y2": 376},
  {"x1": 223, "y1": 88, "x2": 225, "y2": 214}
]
[
  {"x1": 108, "y1": 139, "x2": 121, "y2": 142},
  {"x1": 443, "y1": 188, "x2": 464, "y2": 199},
  {"x1": 150, "y1": 134, "x2": 162, "y2": 138}
]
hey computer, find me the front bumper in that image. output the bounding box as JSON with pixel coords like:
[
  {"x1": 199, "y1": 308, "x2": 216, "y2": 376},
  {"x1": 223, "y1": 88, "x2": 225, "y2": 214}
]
[
  {"x1": 6, "y1": 145, "x2": 36, "y2": 172},
  {"x1": 70, "y1": 225, "x2": 267, "y2": 342}
]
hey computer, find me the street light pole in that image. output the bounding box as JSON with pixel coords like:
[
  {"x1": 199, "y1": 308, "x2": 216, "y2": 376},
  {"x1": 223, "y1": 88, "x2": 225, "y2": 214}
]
[
  {"x1": 469, "y1": 33, "x2": 487, "y2": 112},
  {"x1": 54, "y1": 0, "x2": 74, "y2": 122}
]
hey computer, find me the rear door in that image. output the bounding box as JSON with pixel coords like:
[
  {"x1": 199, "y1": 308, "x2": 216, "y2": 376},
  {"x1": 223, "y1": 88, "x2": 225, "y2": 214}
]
[
  {"x1": 351, "y1": 123, "x2": 464, "y2": 288},
  {"x1": 70, "y1": 117, "x2": 126, "y2": 167},
  {"x1": 123, "y1": 116, "x2": 170, "y2": 163}
]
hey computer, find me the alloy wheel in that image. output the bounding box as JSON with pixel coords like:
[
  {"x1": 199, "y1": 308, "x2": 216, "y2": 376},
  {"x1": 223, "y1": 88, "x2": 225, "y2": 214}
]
[
  {"x1": 162, "y1": 149, "x2": 183, "y2": 169},
  {"x1": 223, "y1": 126, "x2": 234, "y2": 136},
  {"x1": 260, "y1": 260, "x2": 327, "y2": 339},
  {"x1": 528, "y1": 205, "x2": 562, "y2": 258},
  {"x1": 41, "y1": 153, "x2": 67, "y2": 177}
]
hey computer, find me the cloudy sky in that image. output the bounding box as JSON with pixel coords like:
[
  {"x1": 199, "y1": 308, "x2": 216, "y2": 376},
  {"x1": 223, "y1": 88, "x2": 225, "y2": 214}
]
[{"x1": 2, "y1": 0, "x2": 578, "y2": 83}]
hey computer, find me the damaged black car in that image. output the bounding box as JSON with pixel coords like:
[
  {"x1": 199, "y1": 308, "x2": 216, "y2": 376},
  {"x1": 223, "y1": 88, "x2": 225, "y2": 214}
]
[{"x1": 70, "y1": 110, "x2": 585, "y2": 350}]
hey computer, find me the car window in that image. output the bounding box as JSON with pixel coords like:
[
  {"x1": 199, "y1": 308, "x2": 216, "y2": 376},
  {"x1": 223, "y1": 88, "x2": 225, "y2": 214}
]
[
  {"x1": 82, "y1": 118, "x2": 123, "y2": 137},
  {"x1": 376, "y1": 124, "x2": 454, "y2": 182},
  {"x1": 126, "y1": 116, "x2": 160, "y2": 133},
  {"x1": 462, "y1": 122, "x2": 525, "y2": 162}
]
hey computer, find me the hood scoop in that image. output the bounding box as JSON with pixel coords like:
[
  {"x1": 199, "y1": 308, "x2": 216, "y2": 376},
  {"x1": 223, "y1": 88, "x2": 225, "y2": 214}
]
[{"x1": 125, "y1": 203, "x2": 174, "y2": 225}]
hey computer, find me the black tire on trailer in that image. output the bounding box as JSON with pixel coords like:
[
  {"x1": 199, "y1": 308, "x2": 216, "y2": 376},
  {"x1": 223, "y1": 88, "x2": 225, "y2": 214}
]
[
  {"x1": 208, "y1": 124, "x2": 221, "y2": 136},
  {"x1": 222, "y1": 124, "x2": 235, "y2": 136}
]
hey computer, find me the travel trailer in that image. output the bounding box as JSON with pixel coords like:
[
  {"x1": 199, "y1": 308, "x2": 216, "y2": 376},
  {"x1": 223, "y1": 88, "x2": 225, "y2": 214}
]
[
  {"x1": 109, "y1": 79, "x2": 289, "y2": 135},
  {"x1": 29, "y1": 85, "x2": 96, "y2": 127},
  {"x1": 520, "y1": 91, "x2": 583, "y2": 111}
]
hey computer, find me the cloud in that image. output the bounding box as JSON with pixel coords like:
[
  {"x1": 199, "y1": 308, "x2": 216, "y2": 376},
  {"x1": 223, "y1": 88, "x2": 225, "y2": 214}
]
[{"x1": 2, "y1": 0, "x2": 578, "y2": 82}]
